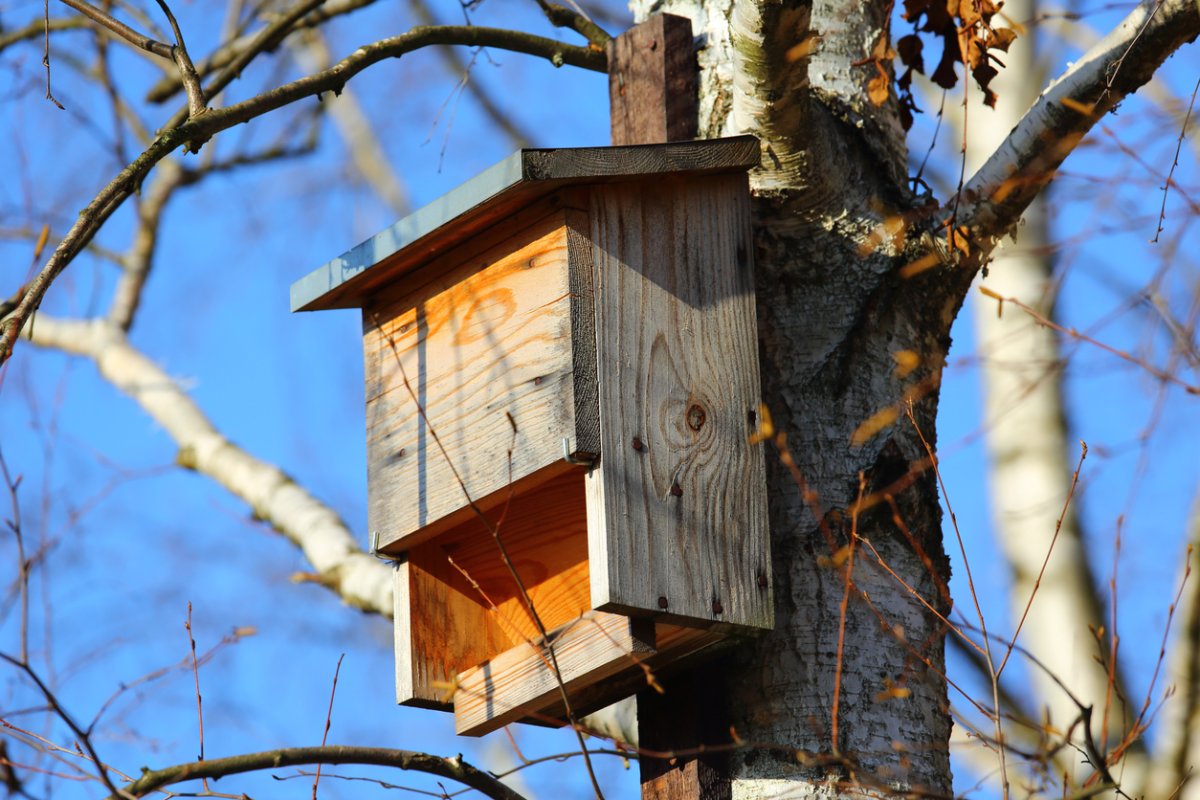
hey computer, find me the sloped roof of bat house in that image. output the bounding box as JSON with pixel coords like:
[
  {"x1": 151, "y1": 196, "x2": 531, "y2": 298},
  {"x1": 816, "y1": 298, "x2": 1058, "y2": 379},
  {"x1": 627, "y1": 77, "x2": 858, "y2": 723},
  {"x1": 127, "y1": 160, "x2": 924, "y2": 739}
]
[{"x1": 289, "y1": 135, "x2": 760, "y2": 312}]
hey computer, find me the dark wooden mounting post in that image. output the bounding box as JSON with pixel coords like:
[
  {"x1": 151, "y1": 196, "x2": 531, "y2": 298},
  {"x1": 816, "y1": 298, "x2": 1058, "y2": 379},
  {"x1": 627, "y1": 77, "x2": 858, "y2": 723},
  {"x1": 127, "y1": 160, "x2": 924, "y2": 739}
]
[
  {"x1": 608, "y1": 14, "x2": 730, "y2": 799},
  {"x1": 607, "y1": 14, "x2": 698, "y2": 146},
  {"x1": 637, "y1": 662, "x2": 733, "y2": 800}
]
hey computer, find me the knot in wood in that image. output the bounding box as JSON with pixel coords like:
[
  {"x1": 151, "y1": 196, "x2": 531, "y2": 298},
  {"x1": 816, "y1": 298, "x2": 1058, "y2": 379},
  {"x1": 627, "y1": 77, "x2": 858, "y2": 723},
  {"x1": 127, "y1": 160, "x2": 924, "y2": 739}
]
[{"x1": 686, "y1": 403, "x2": 706, "y2": 431}]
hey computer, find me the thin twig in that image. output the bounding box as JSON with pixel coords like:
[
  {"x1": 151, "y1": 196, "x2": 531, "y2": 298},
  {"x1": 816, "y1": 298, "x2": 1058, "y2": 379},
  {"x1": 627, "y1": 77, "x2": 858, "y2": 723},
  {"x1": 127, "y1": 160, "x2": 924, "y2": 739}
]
[
  {"x1": 42, "y1": 0, "x2": 66, "y2": 109},
  {"x1": 907, "y1": 403, "x2": 1009, "y2": 798},
  {"x1": 143, "y1": 0, "x2": 378, "y2": 103},
  {"x1": 312, "y1": 653, "x2": 344, "y2": 800},
  {"x1": 184, "y1": 602, "x2": 208, "y2": 792},
  {"x1": 979, "y1": 286, "x2": 1200, "y2": 394},
  {"x1": 0, "y1": 450, "x2": 29, "y2": 664},
  {"x1": 0, "y1": 653, "x2": 124, "y2": 797},
  {"x1": 1152, "y1": 74, "x2": 1199, "y2": 242},
  {"x1": 995, "y1": 442, "x2": 1088, "y2": 679},
  {"x1": 830, "y1": 474, "x2": 864, "y2": 755}
]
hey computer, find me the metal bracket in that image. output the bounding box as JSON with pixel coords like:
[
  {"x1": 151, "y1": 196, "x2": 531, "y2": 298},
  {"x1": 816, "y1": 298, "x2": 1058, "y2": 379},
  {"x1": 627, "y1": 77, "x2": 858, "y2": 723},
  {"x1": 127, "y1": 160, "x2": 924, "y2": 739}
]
[
  {"x1": 368, "y1": 530, "x2": 396, "y2": 561},
  {"x1": 562, "y1": 437, "x2": 597, "y2": 466}
]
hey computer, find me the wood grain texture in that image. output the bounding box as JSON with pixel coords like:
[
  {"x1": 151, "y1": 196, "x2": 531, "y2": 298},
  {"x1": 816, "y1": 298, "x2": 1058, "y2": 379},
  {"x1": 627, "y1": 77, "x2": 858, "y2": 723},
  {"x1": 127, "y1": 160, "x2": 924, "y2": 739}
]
[
  {"x1": 395, "y1": 469, "x2": 592, "y2": 706},
  {"x1": 608, "y1": 14, "x2": 698, "y2": 146},
  {"x1": 363, "y1": 210, "x2": 588, "y2": 553},
  {"x1": 585, "y1": 174, "x2": 773, "y2": 631},
  {"x1": 565, "y1": 209, "x2": 600, "y2": 458},
  {"x1": 454, "y1": 611, "x2": 654, "y2": 736}
]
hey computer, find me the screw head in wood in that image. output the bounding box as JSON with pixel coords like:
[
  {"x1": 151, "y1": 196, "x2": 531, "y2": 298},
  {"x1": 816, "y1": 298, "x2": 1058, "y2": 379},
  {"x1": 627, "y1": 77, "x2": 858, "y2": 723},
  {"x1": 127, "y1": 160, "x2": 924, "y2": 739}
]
[
  {"x1": 632, "y1": 436, "x2": 645, "y2": 451},
  {"x1": 657, "y1": 596, "x2": 669, "y2": 609}
]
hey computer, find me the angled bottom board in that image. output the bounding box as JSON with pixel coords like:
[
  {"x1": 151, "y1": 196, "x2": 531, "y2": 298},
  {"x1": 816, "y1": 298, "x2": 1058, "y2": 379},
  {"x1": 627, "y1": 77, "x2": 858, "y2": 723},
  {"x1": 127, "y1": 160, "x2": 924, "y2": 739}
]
[{"x1": 454, "y1": 616, "x2": 725, "y2": 736}]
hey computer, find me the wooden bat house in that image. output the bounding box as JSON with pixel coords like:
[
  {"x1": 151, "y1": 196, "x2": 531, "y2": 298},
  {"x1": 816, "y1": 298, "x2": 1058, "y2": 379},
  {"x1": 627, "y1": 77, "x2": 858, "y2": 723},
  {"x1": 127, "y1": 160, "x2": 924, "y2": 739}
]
[{"x1": 290, "y1": 135, "x2": 773, "y2": 736}]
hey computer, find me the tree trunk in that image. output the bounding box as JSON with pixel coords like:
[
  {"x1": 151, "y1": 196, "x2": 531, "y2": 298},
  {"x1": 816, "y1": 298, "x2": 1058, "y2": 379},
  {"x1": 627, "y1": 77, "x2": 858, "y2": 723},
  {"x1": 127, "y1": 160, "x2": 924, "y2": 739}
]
[{"x1": 627, "y1": 1, "x2": 955, "y2": 795}]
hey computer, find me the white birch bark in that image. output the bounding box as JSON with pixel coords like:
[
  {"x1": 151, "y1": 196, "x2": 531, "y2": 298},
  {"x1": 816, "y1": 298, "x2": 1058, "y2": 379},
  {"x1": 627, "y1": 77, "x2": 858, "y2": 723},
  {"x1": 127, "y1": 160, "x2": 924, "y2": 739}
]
[{"x1": 22, "y1": 316, "x2": 395, "y2": 617}]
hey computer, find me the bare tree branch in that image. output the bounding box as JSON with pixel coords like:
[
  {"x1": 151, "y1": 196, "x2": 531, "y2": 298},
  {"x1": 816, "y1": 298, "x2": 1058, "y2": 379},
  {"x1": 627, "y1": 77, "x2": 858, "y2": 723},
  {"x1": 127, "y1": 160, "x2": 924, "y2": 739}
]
[
  {"x1": 0, "y1": 24, "x2": 606, "y2": 363},
  {"x1": 151, "y1": 0, "x2": 207, "y2": 118},
  {"x1": 56, "y1": 0, "x2": 174, "y2": 58},
  {"x1": 0, "y1": 653, "x2": 125, "y2": 798},
  {"x1": 953, "y1": 0, "x2": 1200, "y2": 252},
  {"x1": 114, "y1": 745, "x2": 529, "y2": 800},
  {"x1": 21, "y1": 316, "x2": 394, "y2": 616},
  {"x1": 144, "y1": 0, "x2": 379, "y2": 104},
  {"x1": 533, "y1": 0, "x2": 611, "y2": 48}
]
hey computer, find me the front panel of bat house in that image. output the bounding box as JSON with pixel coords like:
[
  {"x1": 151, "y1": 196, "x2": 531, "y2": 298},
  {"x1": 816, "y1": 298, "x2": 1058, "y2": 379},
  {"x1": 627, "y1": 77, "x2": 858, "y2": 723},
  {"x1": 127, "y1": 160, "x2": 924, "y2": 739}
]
[{"x1": 290, "y1": 138, "x2": 773, "y2": 737}]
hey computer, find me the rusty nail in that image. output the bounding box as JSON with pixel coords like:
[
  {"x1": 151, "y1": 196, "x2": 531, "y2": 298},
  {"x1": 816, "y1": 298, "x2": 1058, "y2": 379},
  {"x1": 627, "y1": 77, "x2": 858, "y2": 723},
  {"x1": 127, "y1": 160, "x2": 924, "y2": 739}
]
[
  {"x1": 397, "y1": 448, "x2": 406, "y2": 458},
  {"x1": 712, "y1": 599, "x2": 724, "y2": 615},
  {"x1": 670, "y1": 483, "x2": 683, "y2": 497},
  {"x1": 533, "y1": 375, "x2": 543, "y2": 385},
  {"x1": 658, "y1": 596, "x2": 669, "y2": 609},
  {"x1": 632, "y1": 436, "x2": 645, "y2": 451},
  {"x1": 757, "y1": 573, "x2": 768, "y2": 588}
]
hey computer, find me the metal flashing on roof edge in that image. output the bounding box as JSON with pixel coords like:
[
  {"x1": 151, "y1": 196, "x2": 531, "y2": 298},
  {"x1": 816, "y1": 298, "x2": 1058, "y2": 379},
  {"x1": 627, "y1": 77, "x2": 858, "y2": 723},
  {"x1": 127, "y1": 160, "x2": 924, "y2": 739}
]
[{"x1": 289, "y1": 136, "x2": 760, "y2": 313}]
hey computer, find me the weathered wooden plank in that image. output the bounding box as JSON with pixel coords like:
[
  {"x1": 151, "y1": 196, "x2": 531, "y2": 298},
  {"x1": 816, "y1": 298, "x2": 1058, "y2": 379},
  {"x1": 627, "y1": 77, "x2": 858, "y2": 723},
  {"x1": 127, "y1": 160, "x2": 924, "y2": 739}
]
[
  {"x1": 395, "y1": 551, "x2": 505, "y2": 708},
  {"x1": 363, "y1": 211, "x2": 584, "y2": 553},
  {"x1": 518, "y1": 138, "x2": 757, "y2": 183},
  {"x1": 565, "y1": 209, "x2": 601, "y2": 458},
  {"x1": 607, "y1": 14, "x2": 697, "y2": 146},
  {"x1": 291, "y1": 138, "x2": 758, "y2": 311},
  {"x1": 396, "y1": 469, "x2": 592, "y2": 706},
  {"x1": 586, "y1": 174, "x2": 773, "y2": 631},
  {"x1": 454, "y1": 611, "x2": 655, "y2": 736}
]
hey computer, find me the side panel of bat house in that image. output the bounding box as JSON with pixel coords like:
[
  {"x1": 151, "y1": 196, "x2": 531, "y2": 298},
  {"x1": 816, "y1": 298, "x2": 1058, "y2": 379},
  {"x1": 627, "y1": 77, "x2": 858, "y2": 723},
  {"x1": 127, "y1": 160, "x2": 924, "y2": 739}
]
[
  {"x1": 362, "y1": 204, "x2": 594, "y2": 553},
  {"x1": 585, "y1": 174, "x2": 773, "y2": 632}
]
